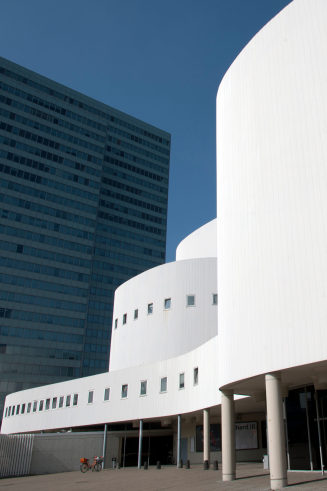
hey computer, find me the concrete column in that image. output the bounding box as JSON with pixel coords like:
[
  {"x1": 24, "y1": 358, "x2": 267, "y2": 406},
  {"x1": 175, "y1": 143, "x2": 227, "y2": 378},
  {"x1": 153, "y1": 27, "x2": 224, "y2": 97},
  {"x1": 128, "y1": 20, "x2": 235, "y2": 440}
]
[
  {"x1": 138, "y1": 419, "x2": 143, "y2": 469},
  {"x1": 102, "y1": 423, "x2": 107, "y2": 469},
  {"x1": 203, "y1": 408, "x2": 210, "y2": 464},
  {"x1": 177, "y1": 414, "x2": 181, "y2": 467},
  {"x1": 221, "y1": 389, "x2": 235, "y2": 481},
  {"x1": 265, "y1": 373, "x2": 287, "y2": 490}
]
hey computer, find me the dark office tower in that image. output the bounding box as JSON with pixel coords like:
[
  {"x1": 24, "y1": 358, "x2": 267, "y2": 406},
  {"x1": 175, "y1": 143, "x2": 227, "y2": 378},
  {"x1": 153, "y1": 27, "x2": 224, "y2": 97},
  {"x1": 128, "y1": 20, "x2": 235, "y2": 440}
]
[{"x1": 0, "y1": 57, "x2": 170, "y2": 416}]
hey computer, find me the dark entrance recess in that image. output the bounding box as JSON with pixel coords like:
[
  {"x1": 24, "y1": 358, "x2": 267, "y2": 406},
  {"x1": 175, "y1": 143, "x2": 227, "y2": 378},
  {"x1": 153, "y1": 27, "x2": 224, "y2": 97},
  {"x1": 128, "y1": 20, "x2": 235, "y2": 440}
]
[{"x1": 121, "y1": 434, "x2": 173, "y2": 467}]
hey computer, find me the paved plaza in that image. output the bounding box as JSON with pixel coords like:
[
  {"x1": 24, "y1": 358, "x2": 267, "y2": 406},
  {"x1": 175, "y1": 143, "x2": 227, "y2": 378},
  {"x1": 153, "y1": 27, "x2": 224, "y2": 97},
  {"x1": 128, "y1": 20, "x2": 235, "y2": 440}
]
[{"x1": 1, "y1": 464, "x2": 327, "y2": 491}]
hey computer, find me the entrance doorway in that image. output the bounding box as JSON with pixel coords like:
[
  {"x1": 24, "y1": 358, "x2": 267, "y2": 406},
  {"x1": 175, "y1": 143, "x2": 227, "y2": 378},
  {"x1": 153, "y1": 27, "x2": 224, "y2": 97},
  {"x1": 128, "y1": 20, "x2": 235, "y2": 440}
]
[{"x1": 121, "y1": 434, "x2": 173, "y2": 467}]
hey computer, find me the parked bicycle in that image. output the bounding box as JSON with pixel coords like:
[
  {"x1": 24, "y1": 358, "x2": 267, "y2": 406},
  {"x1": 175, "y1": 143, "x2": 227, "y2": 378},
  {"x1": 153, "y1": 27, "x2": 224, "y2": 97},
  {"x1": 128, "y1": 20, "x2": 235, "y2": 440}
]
[{"x1": 80, "y1": 456, "x2": 103, "y2": 472}]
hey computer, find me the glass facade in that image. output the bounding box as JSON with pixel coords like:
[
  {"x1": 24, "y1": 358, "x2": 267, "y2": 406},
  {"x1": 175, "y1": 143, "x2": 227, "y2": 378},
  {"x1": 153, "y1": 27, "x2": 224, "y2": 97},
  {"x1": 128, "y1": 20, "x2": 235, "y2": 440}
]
[{"x1": 0, "y1": 56, "x2": 170, "y2": 420}]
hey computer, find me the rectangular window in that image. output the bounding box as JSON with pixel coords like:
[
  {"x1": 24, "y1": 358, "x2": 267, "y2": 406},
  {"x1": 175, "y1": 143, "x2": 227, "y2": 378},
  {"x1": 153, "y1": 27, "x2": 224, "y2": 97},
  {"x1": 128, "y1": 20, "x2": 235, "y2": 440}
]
[
  {"x1": 194, "y1": 367, "x2": 199, "y2": 385},
  {"x1": 134, "y1": 309, "x2": 138, "y2": 320},
  {"x1": 160, "y1": 377, "x2": 167, "y2": 393},
  {"x1": 147, "y1": 303, "x2": 153, "y2": 315},
  {"x1": 20, "y1": 403, "x2": 25, "y2": 414},
  {"x1": 45, "y1": 399, "x2": 50, "y2": 410},
  {"x1": 114, "y1": 318, "x2": 118, "y2": 329},
  {"x1": 179, "y1": 373, "x2": 185, "y2": 389},
  {"x1": 32, "y1": 401, "x2": 37, "y2": 412},
  {"x1": 212, "y1": 293, "x2": 218, "y2": 305},
  {"x1": 52, "y1": 397, "x2": 57, "y2": 409},
  {"x1": 39, "y1": 400, "x2": 44, "y2": 411},
  {"x1": 73, "y1": 394, "x2": 78, "y2": 406},
  {"x1": 59, "y1": 396, "x2": 64, "y2": 408},
  {"x1": 164, "y1": 298, "x2": 171, "y2": 310},
  {"x1": 27, "y1": 402, "x2": 31, "y2": 413},
  {"x1": 16, "y1": 405, "x2": 20, "y2": 415},
  {"x1": 121, "y1": 384, "x2": 128, "y2": 399},
  {"x1": 123, "y1": 313, "x2": 127, "y2": 325},
  {"x1": 88, "y1": 390, "x2": 94, "y2": 404},
  {"x1": 104, "y1": 387, "x2": 110, "y2": 401},
  {"x1": 12, "y1": 406, "x2": 15, "y2": 416},
  {"x1": 140, "y1": 380, "x2": 147, "y2": 396},
  {"x1": 5, "y1": 407, "x2": 8, "y2": 417},
  {"x1": 66, "y1": 395, "x2": 71, "y2": 407},
  {"x1": 187, "y1": 295, "x2": 195, "y2": 306}
]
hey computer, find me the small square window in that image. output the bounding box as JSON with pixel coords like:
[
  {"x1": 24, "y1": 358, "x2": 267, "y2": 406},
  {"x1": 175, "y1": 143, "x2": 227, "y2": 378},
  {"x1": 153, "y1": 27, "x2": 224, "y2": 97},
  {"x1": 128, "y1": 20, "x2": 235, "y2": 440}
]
[
  {"x1": 164, "y1": 298, "x2": 171, "y2": 310},
  {"x1": 134, "y1": 309, "x2": 138, "y2": 320},
  {"x1": 104, "y1": 387, "x2": 110, "y2": 401},
  {"x1": 160, "y1": 377, "x2": 167, "y2": 393},
  {"x1": 52, "y1": 397, "x2": 57, "y2": 409},
  {"x1": 194, "y1": 367, "x2": 199, "y2": 385},
  {"x1": 27, "y1": 402, "x2": 31, "y2": 413},
  {"x1": 73, "y1": 394, "x2": 78, "y2": 406},
  {"x1": 59, "y1": 396, "x2": 64, "y2": 408},
  {"x1": 66, "y1": 395, "x2": 71, "y2": 407},
  {"x1": 147, "y1": 303, "x2": 153, "y2": 315},
  {"x1": 114, "y1": 318, "x2": 118, "y2": 329},
  {"x1": 16, "y1": 244, "x2": 23, "y2": 253},
  {"x1": 187, "y1": 295, "x2": 195, "y2": 307},
  {"x1": 16, "y1": 404, "x2": 20, "y2": 415},
  {"x1": 45, "y1": 398, "x2": 50, "y2": 410},
  {"x1": 121, "y1": 384, "x2": 128, "y2": 399},
  {"x1": 39, "y1": 400, "x2": 44, "y2": 411},
  {"x1": 140, "y1": 380, "x2": 147, "y2": 396},
  {"x1": 88, "y1": 390, "x2": 94, "y2": 404},
  {"x1": 212, "y1": 293, "x2": 218, "y2": 305},
  {"x1": 123, "y1": 313, "x2": 127, "y2": 325},
  {"x1": 179, "y1": 373, "x2": 185, "y2": 389}
]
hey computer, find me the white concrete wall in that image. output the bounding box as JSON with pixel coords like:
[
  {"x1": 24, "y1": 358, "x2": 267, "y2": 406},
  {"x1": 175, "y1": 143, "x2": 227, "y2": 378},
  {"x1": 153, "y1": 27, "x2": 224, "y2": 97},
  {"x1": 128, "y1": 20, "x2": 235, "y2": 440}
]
[
  {"x1": 176, "y1": 219, "x2": 217, "y2": 261},
  {"x1": 217, "y1": 0, "x2": 327, "y2": 387}
]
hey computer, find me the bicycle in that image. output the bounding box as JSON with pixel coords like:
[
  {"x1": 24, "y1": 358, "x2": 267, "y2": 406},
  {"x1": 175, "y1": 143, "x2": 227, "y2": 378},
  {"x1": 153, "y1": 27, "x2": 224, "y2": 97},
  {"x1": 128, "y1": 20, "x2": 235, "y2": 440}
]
[{"x1": 80, "y1": 456, "x2": 103, "y2": 472}]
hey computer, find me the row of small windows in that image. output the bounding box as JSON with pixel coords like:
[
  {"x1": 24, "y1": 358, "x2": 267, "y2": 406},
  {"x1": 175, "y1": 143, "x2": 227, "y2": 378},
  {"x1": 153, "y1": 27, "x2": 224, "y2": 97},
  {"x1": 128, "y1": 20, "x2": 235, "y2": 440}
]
[
  {"x1": 97, "y1": 210, "x2": 164, "y2": 237},
  {"x1": 107, "y1": 126, "x2": 170, "y2": 156},
  {"x1": 0, "y1": 67, "x2": 170, "y2": 147},
  {"x1": 114, "y1": 295, "x2": 218, "y2": 328},
  {"x1": 4, "y1": 367, "x2": 199, "y2": 419},
  {"x1": 102, "y1": 162, "x2": 168, "y2": 194},
  {"x1": 0, "y1": 325, "x2": 83, "y2": 344},
  {"x1": 94, "y1": 247, "x2": 159, "y2": 270},
  {"x1": 0, "y1": 134, "x2": 101, "y2": 177},
  {"x1": 95, "y1": 235, "x2": 164, "y2": 260},
  {"x1": 2, "y1": 150, "x2": 100, "y2": 190},
  {"x1": 106, "y1": 145, "x2": 167, "y2": 177},
  {"x1": 0, "y1": 307, "x2": 85, "y2": 328},
  {"x1": 99, "y1": 198, "x2": 164, "y2": 225},
  {"x1": 106, "y1": 135, "x2": 169, "y2": 166},
  {"x1": 0, "y1": 92, "x2": 106, "y2": 143},
  {"x1": 0, "y1": 289, "x2": 87, "y2": 313},
  {"x1": 95, "y1": 222, "x2": 165, "y2": 249},
  {"x1": 100, "y1": 179, "x2": 165, "y2": 213}
]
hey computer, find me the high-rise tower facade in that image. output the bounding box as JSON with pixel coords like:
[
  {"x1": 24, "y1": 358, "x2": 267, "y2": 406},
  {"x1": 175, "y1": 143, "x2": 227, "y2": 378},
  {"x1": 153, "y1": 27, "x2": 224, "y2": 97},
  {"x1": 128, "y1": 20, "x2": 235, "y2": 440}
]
[{"x1": 0, "y1": 56, "x2": 170, "y2": 415}]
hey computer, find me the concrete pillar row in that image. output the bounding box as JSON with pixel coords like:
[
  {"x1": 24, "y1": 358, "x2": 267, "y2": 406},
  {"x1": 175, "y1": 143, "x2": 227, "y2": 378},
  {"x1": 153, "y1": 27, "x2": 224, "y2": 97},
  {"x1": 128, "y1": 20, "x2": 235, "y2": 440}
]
[
  {"x1": 221, "y1": 389, "x2": 236, "y2": 481},
  {"x1": 203, "y1": 408, "x2": 210, "y2": 464},
  {"x1": 265, "y1": 372, "x2": 288, "y2": 490}
]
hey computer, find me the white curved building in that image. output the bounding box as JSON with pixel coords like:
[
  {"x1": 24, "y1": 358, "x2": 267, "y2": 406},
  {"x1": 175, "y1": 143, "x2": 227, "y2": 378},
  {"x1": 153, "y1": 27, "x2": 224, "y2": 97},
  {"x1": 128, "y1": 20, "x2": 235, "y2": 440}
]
[{"x1": 3, "y1": 1, "x2": 327, "y2": 488}]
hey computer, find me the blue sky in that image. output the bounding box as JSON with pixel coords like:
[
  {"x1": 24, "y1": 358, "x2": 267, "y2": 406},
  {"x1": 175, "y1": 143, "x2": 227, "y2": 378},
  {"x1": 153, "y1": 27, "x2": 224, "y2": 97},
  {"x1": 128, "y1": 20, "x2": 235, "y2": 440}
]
[{"x1": 0, "y1": 0, "x2": 291, "y2": 261}]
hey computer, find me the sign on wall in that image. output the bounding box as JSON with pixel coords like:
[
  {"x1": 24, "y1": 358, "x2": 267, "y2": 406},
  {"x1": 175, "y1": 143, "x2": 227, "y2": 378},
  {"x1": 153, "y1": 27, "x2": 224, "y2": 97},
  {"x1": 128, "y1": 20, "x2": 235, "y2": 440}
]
[{"x1": 235, "y1": 422, "x2": 258, "y2": 450}]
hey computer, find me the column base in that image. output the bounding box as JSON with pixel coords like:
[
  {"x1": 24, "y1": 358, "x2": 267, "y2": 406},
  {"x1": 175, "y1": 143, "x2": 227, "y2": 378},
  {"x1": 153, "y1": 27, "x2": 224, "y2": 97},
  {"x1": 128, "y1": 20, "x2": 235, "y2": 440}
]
[
  {"x1": 222, "y1": 472, "x2": 236, "y2": 481},
  {"x1": 270, "y1": 477, "x2": 287, "y2": 490}
]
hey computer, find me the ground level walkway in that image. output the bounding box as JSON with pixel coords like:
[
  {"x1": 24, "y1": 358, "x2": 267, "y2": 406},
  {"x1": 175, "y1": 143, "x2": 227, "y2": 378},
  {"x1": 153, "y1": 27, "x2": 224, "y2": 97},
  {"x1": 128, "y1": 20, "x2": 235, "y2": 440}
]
[{"x1": 1, "y1": 463, "x2": 327, "y2": 490}]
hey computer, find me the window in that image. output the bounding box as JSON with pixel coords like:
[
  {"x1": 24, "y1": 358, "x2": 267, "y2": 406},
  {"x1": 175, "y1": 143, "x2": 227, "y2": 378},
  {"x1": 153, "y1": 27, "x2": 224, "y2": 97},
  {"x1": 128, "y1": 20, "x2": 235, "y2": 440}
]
[
  {"x1": 121, "y1": 384, "x2": 128, "y2": 399},
  {"x1": 134, "y1": 309, "x2": 138, "y2": 320},
  {"x1": 123, "y1": 313, "x2": 127, "y2": 325},
  {"x1": 88, "y1": 390, "x2": 94, "y2": 404},
  {"x1": 16, "y1": 405, "x2": 20, "y2": 415},
  {"x1": 160, "y1": 377, "x2": 167, "y2": 393},
  {"x1": 27, "y1": 402, "x2": 31, "y2": 413},
  {"x1": 33, "y1": 401, "x2": 37, "y2": 412},
  {"x1": 212, "y1": 293, "x2": 218, "y2": 305},
  {"x1": 147, "y1": 303, "x2": 153, "y2": 315},
  {"x1": 73, "y1": 394, "x2": 78, "y2": 406},
  {"x1": 52, "y1": 397, "x2": 57, "y2": 409},
  {"x1": 5, "y1": 407, "x2": 8, "y2": 417},
  {"x1": 22, "y1": 403, "x2": 26, "y2": 414},
  {"x1": 114, "y1": 318, "x2": 118, "y2": 329},
  {"x1": 11, "y1": 406, "x2": 15, "y2": 416},
  {"x1": 140, "y1": 380, "x2": 147, "y2": 396},
  {"x1": 66, "y1": 395, "x2": 71, "y2": 407},
  {"x1": 59, "y1": 396, "x2": 64, "y2": 408},
  {"x1": 164, "y1": 298, "x2": 171, "y2": 310},
  {"x1": 16, "y1": 244, "x2": 23, "y2": 253},
  {"x1": 45, "y1": 398, "x2": 50, "y2": 410},
  {"x1": 179, "y1": 373, "x2": 185, "y2": 389},
  {"x1": 194, "y1": 367, "x2": 199, "y2": 385},
  {"x1": 39, "y1": 400, "x2": 44, "y2": 411},
  {"x1": 187, "y1": 295, "x2": 195, "y2": 306},
  {"x1": 104, "y1": 388, "x2": 110, "y2": 401}
]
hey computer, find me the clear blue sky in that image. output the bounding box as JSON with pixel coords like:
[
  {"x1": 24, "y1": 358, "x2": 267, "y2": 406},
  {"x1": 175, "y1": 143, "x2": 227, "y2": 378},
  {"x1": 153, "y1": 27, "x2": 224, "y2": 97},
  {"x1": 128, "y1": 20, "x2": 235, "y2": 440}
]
[{"x1": 0, "y1": 0, "x2": 291, "y2": 261}]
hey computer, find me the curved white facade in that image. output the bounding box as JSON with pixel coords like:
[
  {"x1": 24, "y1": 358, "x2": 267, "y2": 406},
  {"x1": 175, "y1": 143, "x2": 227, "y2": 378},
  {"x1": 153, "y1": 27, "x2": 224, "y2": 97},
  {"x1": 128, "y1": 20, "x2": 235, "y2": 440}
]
[
  {"x1": 217, "y1": 0, "x2": 327, "y2": 390},
  {"x1": 176, "y1": 219, "x2": 216, "y2": 261}
]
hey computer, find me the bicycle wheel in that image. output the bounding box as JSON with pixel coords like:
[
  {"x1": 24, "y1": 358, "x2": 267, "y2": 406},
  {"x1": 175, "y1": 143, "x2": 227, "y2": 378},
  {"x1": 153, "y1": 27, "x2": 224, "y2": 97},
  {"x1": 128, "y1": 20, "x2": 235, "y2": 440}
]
[
  {"x1": 80, "y1": 463, "x2": 89, "y2": 473},
  {"x1": 94, "y1": 462, "x2": 102, "y2": 472}
]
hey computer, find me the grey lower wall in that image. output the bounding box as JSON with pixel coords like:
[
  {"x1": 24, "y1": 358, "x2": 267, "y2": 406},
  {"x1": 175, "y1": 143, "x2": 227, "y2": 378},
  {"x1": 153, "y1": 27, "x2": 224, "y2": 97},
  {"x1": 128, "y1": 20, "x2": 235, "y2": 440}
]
[{"x1": 30, "y1": 432, "x2": 104, "y2": 475}]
